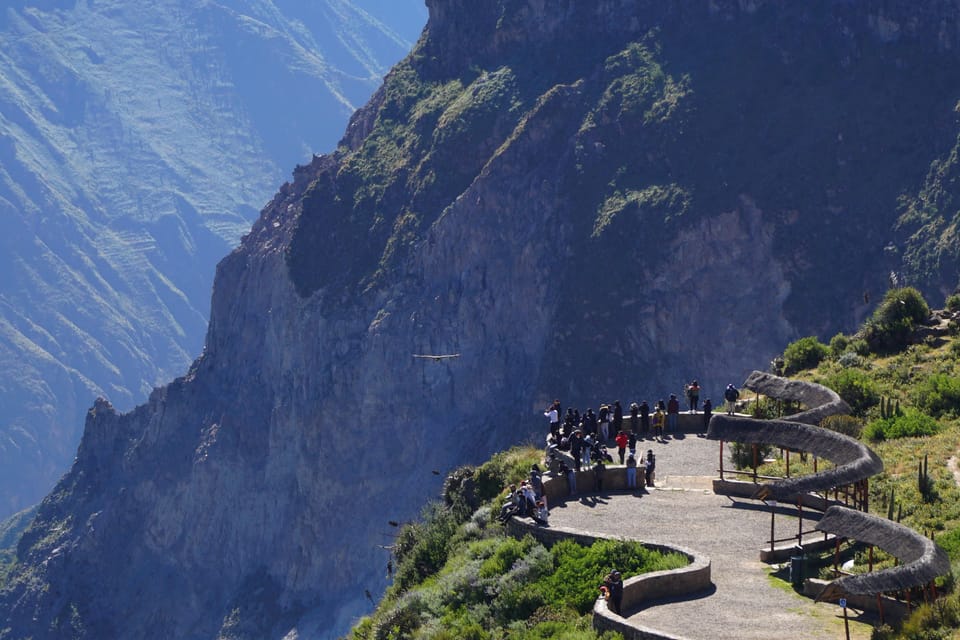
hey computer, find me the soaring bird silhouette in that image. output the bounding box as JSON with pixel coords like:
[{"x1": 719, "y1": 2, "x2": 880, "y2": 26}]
[{"x1": 413, "y1": 353, "x2": 461, "y2": 361}]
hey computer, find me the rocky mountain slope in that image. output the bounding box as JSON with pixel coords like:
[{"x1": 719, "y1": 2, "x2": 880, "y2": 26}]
[
  {"x1": 5, "y1": 0, "x2": 960, "y2": 638},
  {"x1": 0, "y1": 0, "x2": 426, "y2": 517}
]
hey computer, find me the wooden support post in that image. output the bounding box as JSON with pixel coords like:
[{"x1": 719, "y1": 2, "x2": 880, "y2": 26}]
[
  {"x1": 797, "y1": 499, "x2": 803, "y2": 545},
  {"x1": 719, "y1": 441, "x2": 724, "y2": 480},
  {"x1": 833, "y1": 538, "x2": 840, "y2": 576},
  {"x1": 786, "y1": 449, "x2": 790, "y2": 478},
  {"x1": 869, "y1": 545, "x2": 874, "y2": 573},
  {"x1": 877, "y1": 592, "x2": 884, "y2": 625},
  {"x1": 864, "y1": 477, "x2": 869, "y2": 512},
  {"x1": 843, "y1": 602, "x2": 851, "y2": 640},
  {"x1": 752, "y1": 444, "x2": 758, "y2": 483},
  {"x1": 770, "y1": 502, "x2": 776, "y2": 553}
]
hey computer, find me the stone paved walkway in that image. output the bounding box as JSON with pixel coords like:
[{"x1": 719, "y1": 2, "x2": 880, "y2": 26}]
[{"x1": 546, "y1": 434, "x2": 876, "y2": 639}]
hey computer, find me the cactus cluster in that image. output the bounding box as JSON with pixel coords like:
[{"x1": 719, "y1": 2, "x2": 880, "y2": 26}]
[
  {"x1": 918, "y1": 454, "x2": 933, "y2": 501},
  {"x1": 879, "y1": 396, "x2": 901, "y2": 419}
]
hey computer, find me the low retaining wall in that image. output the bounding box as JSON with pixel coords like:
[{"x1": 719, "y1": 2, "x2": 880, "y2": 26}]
[{"x1": 507, "y1": 473, "x2": 712, "y2": 640}]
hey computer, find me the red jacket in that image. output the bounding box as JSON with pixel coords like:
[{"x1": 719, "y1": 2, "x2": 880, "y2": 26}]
[{"x1": 615, "y1": 432, "x2": 629, "y2": 449}]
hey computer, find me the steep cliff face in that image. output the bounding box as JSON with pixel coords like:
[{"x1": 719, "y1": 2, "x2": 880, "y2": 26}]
[{"x1": 5, "y1": 1, "x2": 960, "y2": 638}]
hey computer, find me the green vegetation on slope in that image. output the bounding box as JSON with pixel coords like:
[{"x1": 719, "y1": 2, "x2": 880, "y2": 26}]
[{"x1": 348, "y1": 448, "x2": 687, "y2": 640}]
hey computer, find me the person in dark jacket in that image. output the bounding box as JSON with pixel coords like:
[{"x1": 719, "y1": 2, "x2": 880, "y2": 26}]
[
  {"x1": 640, "y1": 400, "x2": 650, "y2": 436},
  {"x1": 612, "y1": 400, "x2": 624, "y2": 436},
  {"x1": 593, "y1": 459, "x2": 605, "y2": 492},
  {"x1": 702, "y1": 398, "x2": 713, "y2": 435},
  {"x1": 602, "y1": 570, "x2": 624, "y2": 615},
  {"x1": 645, "y1": 450, "x2": 656, "y2": 487}
]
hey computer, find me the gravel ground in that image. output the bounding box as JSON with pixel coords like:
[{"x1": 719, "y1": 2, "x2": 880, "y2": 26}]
[{"x1": 546, "y1": 435, "x2": 876, "y2": 639}]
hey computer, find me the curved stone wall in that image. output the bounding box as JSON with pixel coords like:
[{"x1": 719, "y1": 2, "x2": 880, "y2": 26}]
[{"x1": 506, "y1": 473, "x2": 712, "y2": 640}]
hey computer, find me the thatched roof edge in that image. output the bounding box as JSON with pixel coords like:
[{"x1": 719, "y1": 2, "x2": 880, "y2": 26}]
[{"x1": 815, "y1": 506, "x2": 951, "y2": 596}]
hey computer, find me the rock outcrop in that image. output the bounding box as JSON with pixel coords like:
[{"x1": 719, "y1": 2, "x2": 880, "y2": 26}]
[{"x1": 6, "y1": 1, "x2": 960, "y2": 638}]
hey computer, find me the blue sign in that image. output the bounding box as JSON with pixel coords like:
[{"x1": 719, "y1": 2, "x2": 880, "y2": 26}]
[{"x1": 839, "y1": 598, "x2": 847, "y2": 608}]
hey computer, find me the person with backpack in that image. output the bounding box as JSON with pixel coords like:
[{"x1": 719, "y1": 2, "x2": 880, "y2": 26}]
[
  {"x1": 724, "y1": 384, "x2": 740, "y2": 415},
  {"x1": 597, "y1": 404, "x2": 610, "y2": 441},
  {"x1": 602, "y1": 570, "x2": 624, "y2": 615}
]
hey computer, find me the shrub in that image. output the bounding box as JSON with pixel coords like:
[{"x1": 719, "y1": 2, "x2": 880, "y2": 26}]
[
  {"x1": 829, "y1": 333, "x2": 850, "y2": 357},
  {"x1": 729, "y1": 442, "x2": 775, "y2": 470},
  {"x1": 837, "y1": 352, "x2": 863, "y2": 368},
  {"x1": 946, "y1": 293, "x2": 960, "y2": 312},
  {"x1": 861, "y1": 287, "x2": 931, "y2": 353},
  {"x1": 913, "y1": 373, "x2": 960, "y2": 418},
  {"x1": 823, "y1": 369, "x2": 880, "y2": 416},
  {"x1": 392, "y1": 503, "x2": 463, "y2": 593},
  {"x1": 473, "y1": 447, "x2": 542, "y2": 504},
  {"x1": 819, "y1": 415, "x2": 864, "y2": 439},
  {"x1": 542, "y1": 538, "x2": 686, "y2": 615},
  {"x1": 782, "y1": 336, "x2": 829, "y2": 374},
  {"x1": 863, "y1": 409, "x2": 940, "y2": 442},
  {"x1": 849, "y1": 339, "x2": 871, "y2": 356}
]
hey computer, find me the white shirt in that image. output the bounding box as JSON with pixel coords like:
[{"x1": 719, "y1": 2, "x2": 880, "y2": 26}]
[{"x1": 545, "y1": 408, "x2": 558, "y2": 423}]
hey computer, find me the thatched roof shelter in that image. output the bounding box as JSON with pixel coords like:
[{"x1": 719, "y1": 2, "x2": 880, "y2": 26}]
[
  {"x1": 743, "y1": 370, "x2": 851, "y2": 425},
  {"x1": 815, "y1": 506, "x2": 951, "y2": 598},
  {"x1": 707, "y1": 414, "x2": 882, "y2": 500}
]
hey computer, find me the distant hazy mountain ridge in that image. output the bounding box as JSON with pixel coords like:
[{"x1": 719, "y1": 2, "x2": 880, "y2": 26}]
[{"x1": 0, "y1": 0, "x2": 426, "y2": 517}]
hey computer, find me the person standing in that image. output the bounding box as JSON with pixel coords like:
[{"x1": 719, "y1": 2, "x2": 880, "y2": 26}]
[
  {"x1": 724, "y1": 384, "x2": 740, "y2": 415},
  {"x1": 545, "y1": 401, "x2": 560, "y2": 438},
  {"x1": 626, "y1": 452, "x2": 638, "y2": 489},
  {"x1": 686, "y1": 380, "x2": 700, "y2": 413},
  {"x1": 559, "y1": 460, "x2": 576, "y2": 495},
  {"x1": 593, "y1": 458, "x2": 605, "y2": 492},
  {"x1": 645, "y1": 450, "x2": 656, "y2": 487},
  {"x1": 570, "y1": 431, "x2": 584, "y2": 472},
  {"x1": 702, "y1": 398, "x2": 713, "y2": 434},
  {"x1": 612, "y1": 400, "x2": 624, "y2": 436},
  {"x1": 666, "y1": 394, "x2": 680, "y2": 433},
  {"x1": 597, "y1": 404, "x2": 610, "y2": 441},
  {"x1": 602, "y1": 571, "x2": 624, "y2": 615},
  {"x1": 615, "y1": 430, "x2": 629, "y2": 464},
  {"x1": 640, "y1": 400, "x2": 650, "y2": 436},
  {"x1": 584, "y1": 407, "x2": 597, "y2": 437},
  {"x1": 652, "y1": 407, "x2": 665, "y2": 441}
]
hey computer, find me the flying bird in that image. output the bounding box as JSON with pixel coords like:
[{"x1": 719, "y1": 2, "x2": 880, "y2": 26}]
[{"x1": 413, "y1": 353, "x2": 461, "y2": 361}]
